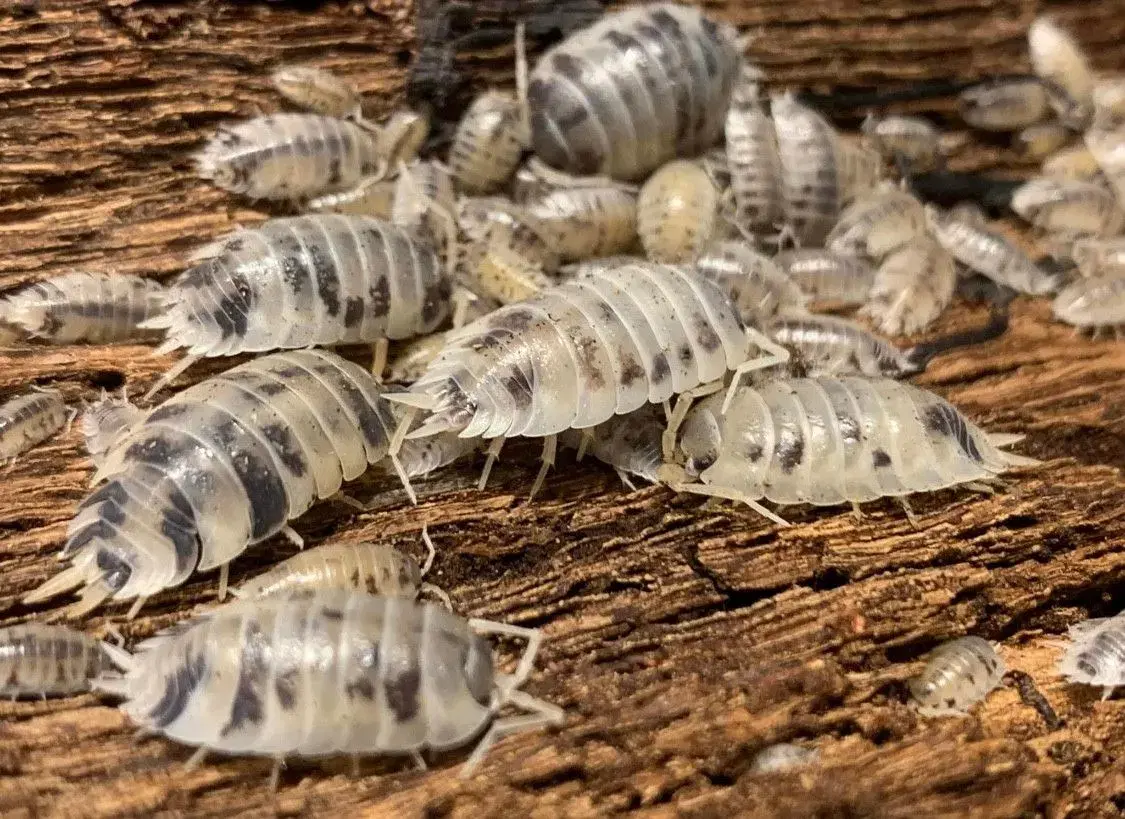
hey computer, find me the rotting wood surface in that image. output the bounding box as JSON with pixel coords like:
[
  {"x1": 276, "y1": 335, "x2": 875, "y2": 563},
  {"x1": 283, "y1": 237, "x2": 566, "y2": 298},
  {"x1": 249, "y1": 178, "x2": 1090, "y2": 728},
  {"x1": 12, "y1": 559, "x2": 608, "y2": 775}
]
[{"x1": 2, "y1": 1, "x2": 1125, "y2": 817}]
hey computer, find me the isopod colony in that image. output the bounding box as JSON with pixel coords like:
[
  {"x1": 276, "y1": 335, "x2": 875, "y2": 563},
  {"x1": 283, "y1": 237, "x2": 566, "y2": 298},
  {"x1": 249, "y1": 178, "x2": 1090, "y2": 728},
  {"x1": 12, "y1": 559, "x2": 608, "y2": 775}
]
[{"x1": 2, "y1": 0, "x2": 1122, "y2": 792}]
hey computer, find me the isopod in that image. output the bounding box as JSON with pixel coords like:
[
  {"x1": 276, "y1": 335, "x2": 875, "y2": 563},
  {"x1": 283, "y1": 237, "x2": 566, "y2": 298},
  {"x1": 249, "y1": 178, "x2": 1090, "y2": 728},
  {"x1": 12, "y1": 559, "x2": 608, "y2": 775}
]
[
  {"x1": 1071, "y1": 236, "x2": 1125, "y2": 277},
  {"x1": 909, "y1": 636, "x2": 1005, "y2": 716},
  {"x1": 772, "y1": 92, "x2": 843, "y2": 246},
  {"x1": 94, "y1": 592, "x2": 564, "y2": 785},
  {"x1": 307, "y1": 175, "x2": 396, "y2": 218},
  {"x1": 388, "y1": 258, "x2": 789, "y2": 497},
  {"x1": 525, "y1": 186, "x2": 638, "y2": 262},
  {"x1": 1010, "y1": 177, "x2": 1124, "y2": 238},
  {"x1": 1084, "y1": 114, "x2": 1125, "y2": 203},
  {"x1": 82, "y1": 391, "x2": 146, "y2": 468},
  {"x1": 2, "y1": 272, "x2": 166, "y2": 344},
  {"x1": 1093, "y1": 76, "x2": 1125, "y2": 120},
  {"x1": 1057, "y1": 612, "x2": 1125, "y2": 698},
  {"x1": 861, "y1": 235, "x2": 957, "y2": 336},
  {"x1": 375, "y1": 109, "x2": 430, "y2": 172},
  {"x1": 694, "y1": 240, "x2": 808, "y2": 325},
  {"x1": 391, "y1": 159, "x2": 458, "y2": 258},
  {"x1": 0, "y1": 624, "x2": 108, "y2": 699},
  {"x1": 271, "y1": 64, "x2": 363, "y2": 119},
  {"x1": 1051, "y1": 274, "x2": 1125, "y2": 332},
  {"x1": 561, "y1": 403, "x2": 664, "y2": 489},
  {"x1": 195, "y1": 114, "x2": 384, "y2": 201},
  {"x1": 1028, "y1": 17, "x2": 1094, "y2": 128},
  {"x1": 526, "y1": 3, "x2": 742, "y2": 181},
  {"x1": 661, "y1": 375, "x2": 1036, "y2": 525},
  {"x1": 25, "y1": 349, "x2": 409, "y2": 618},
  {"x1": 752, "y1": 743, "x2": 818, "y2": 773},
  {"x1": 1042, "y1": 144, "x2": 1101, "y2": 180},
  {"x1": 512, "y1": 156, "x2": 630, "y2": 204},
  {"x1": 1013, "y1": 123, "x2": 1073, "y2": 160},
  {"x1": 861, "y1": 114, "x2": 941, "y2": 171},
  {"x1": 725, "y1": 66, "x2": 783, "y2": 235},
  {"x1": 145, "y1": 215, "x2": 450, "y2": 392},
  {"x1": 824, "y1": 184, "x2": 927, "y2": 261},
  {"x1": 958, "y1": 77, "x2": 1050, "y2": 131},
  {"x1": 637, "y1": 159, "x2": 722, "y2": 263},
  {"x1": 460, "y1": 208, "x2": 560, "y2": 305},
  {"x1": 449, "y1": 91, "x2": 526, "y2": 194},
  {"x1": 925, "y1": 206, "x2": 1062, "y2": 295},
  {"x1": 773, "y1": 249, "x2": 875, "y2": 306},
  {"x1": 0, "y1": 388, "x2": 69, "y2": 464}
]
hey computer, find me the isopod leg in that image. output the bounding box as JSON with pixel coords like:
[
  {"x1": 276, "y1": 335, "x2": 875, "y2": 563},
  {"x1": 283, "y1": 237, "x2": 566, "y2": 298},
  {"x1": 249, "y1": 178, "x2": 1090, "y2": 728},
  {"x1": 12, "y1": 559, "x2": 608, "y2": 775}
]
[
  {"x1": 281, "y1": 526, "x2": 305, "y2": 550},
  {"x1": 184, "y1": 746, "x2": 208, "y2": 772},
  {"x1": 370, "y1": 338, "x2": 389, "y2": 381},
  {"x1": 615, "y1": 468, "x2": 638, "y2": 492},
  {"x1": 218, "y1": 564, "x2": 229, "y2": 601},
  {"x1": 389, "y1": 452, "x2": 419, "y2": 505},
  {"x1": 478, "y1": 436, "x2": 506, "y2": 490},
  {"x1": 468, "y1": 618, "x2": 542, "y2": 691},
  {"x1": 420, "y1": 525, "x2": 436, "y2": 576},
  {"x1": 674, "y1": 480, "x2": 791, "y2": 527},
  {"x1": 663, "y1": 381, "x2": 724, "y2": 461},
  {"x1": 575, "y1": 428, "x2": 594, "y2": 462},
  {"x1": 389, "y1": 407, "x2": 419, "y2": 458},
  {"x1": 144, "y1": 355, "x2": 200, "y2": 402},
  {"x1": 528, "y1": 434, "x2": 557, "y2": 501},
  {"x1": 1103, "y1": 686, "x2": 1116, "y2": 701},
  {"x1": 459, "y1": 688, "x2": 564, "y2": 779},
  {"x1": 722, "y1": 329, "x2": 791, "y2": 414},
  {"x1": 421, "y1": 582, "x2": 453, "y2": 610},
  {"x1": 125, "y1": 596, "x2": 147, "y2": 620},
  {"x1": 851, "y1": 501, "x2": 865, "y2": 520},
  {"x1": 898, "y1": 497, "x2": 920, "y2": 529},
  {"x1": 268, "y1": 755, "x2": 285, "y2": 793}
]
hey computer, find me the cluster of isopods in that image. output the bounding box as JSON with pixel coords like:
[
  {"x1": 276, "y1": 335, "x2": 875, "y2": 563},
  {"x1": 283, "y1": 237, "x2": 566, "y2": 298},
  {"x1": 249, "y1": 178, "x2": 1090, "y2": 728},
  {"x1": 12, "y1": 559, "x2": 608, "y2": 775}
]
[{"x1": 1, "y1": 1, "x2": 1120, "y2": 790}]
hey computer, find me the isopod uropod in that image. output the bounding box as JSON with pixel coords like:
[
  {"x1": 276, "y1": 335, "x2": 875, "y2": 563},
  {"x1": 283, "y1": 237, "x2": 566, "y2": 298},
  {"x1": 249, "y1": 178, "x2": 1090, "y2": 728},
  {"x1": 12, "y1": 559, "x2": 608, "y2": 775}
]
[
  {"x1": 0, "y1": 624, "x2": 109, "y2": 699},
  {"x1": 1057, "y1": 612, "x2": 1125, "y2": 698},
  {"x1": 0, "y1": 389, "x2": 70, "y2": 465},
  {"x1": 2, "y1": 272, "x2": 166, "y2": 344},
  {"x1": 527, "y1": 3, "x2": 742, "y2": 181},
  {"x1": 909, "y1": 636, "x2": 1006, "y2": 716},
  {"x1": 94, "y1": 592, "x2": 564, "y2": 785}
]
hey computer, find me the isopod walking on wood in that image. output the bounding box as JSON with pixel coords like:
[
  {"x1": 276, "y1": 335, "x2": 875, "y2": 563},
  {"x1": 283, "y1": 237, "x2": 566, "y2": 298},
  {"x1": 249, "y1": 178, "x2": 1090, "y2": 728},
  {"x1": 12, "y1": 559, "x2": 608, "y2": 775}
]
[
  {"x1": 0, "y1": 388, "x2": 71, "y2": 465},
  {"x1": 1010, "y1": 177, "x2": 1124, "y2": 238},
  {"x1": 1057, "y1": 612, "x2": 1125, "y2": 698},
  {"x1": 909, "y1": 636, "x2": 1005, "y2": 716},
  {"x1": 94, "y1": 592, "x2": 564, "y2": 787},
  {"x1": 0, "y1": 624, "x2": 110, "y2": 699}
]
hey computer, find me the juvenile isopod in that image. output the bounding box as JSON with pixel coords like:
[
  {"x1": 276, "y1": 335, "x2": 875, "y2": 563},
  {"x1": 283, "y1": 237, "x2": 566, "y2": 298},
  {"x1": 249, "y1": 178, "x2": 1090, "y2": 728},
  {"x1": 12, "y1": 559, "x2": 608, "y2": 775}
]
[
  {"x1": 772, "y1": 92, "x2": 843, "y2": 246},
  {"x1": 1051, "y1": 274, "x2": 1125, "y2": 333},
  {"x1": 449, "y1": 91, "x2": 525, "y2": 195},
  {"x1": 637, "y1": 160, "x2": 722, "y2": 263},
  {"x1": 1071, "y1": 236, "x2": 1125, "y2": 277},
  {"x1": 195, "y1": 114, "x2": 384, "y2": 201},
  {"x1": 26, "y1": 349, "x2": 410, "y2": 618},
  {"x1": 1028, "y1": 17, "x2": 1095, "y2": 128},
  {"x1": 1084, "y1": 115, "x2": 1125, "y2": 203},
  {"x1": 926, "y1": 206, "x2": 1062, "y2": 295},
  {"x1": 751, "y1": 743, "x2": 818, "y2": 773},
  {"x1": 1011, "y1": 177, "x2": 1124, "y2": 238},
  {"x1": 661, "y1": 375, "x2": 1037, "y2": 525},
  {"x1": 525, "y1": 186, "x2": 638, "y2": 262},
  {"x1": 460, "y1": 207, "x2": 560, "y2": 305},
  {"x1": 561, "y1": 403, "x2": 664, "y2": 489},
  {"x1": 909, "y1": 636, "x2": 1005, "y2": 716},
  {"x1": 694, "y1": 240, "x2": 808, "y2": 325},
  {"x1": 526, "y1": 3, "x2": 742, "y2": 181},
  {"x1": 388, "y1": 259, "x2": 789, "y2": 497},
  {"x1": 82, "y1": 391, "x2": 146, "y2": 468},
  {"x1": 1013, "y1": 123, "x2": 1073, "y2": 161},
  {"x1": 1057, "y1": 612, "x2": 1125, "y2": 698},
  {"x1": 391, "y1": 159, "x2": 458, "y2": 259},
  {"x1": 958, "y1": 77, "x2": 1050, "y2": 132},
  {"x1": 0, "y1": 624, "x2": 109, "y2": 699},
  {"x1": 773, "y1": 249, "x2": 875, "y2": 306},
  {"x1": 725, "y1": 67, "x2": 784, "y2": 236},
  {"x1": 271, "y1": 64, "x2": 363, "y2": 119},
  {"x1": 0, "y1": 388, "x2": 70, "y2": 465},
  {"x1": 861, "y1": 235, "x2": 958, "y2": 336},
  {"x1": 307, "y1": 175, "x2": 396, "y2": 218},
  {"x1": 94, "y1": 591, "x2": 564, "y2": 786},
  {"x1": 2, "y1": 272, "x2": 166, "y2": 344},
  {"x1": 824, "y1": 184, "x2": 927, "y2": 261},
  {"x1": 145, "y1": 215, "x2": 450, "y2": 392},
  {"x1": 861, "y1": 114, "x2": 941, "y2": 171}
]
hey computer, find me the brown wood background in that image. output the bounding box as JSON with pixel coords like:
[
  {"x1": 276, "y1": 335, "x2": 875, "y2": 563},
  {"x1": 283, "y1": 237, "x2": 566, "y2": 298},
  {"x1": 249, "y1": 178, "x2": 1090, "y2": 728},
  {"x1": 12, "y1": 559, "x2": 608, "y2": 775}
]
[{"x1": 2, "y1": 1, "x2": 1125, "y2": 816}]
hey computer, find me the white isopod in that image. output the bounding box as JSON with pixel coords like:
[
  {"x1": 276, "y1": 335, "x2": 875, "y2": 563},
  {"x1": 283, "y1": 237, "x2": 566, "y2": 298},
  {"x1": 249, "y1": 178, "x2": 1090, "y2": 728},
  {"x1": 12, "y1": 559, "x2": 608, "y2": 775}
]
[
  {"x1": 561, "y1": 403, "x2": 664, "y2": 489},
  {"x1": 751, "y1": 743, "x2": 818, "y2": 773},
  {"x1": 1071, "y1": 236, "x2": 1125, "y2": 278},
  {"x1": 2, "y1": 272, "x2": 166, "y2": 344},
  {"x1": 25, "y1": 350, "x2": 410, "y2": 618},
  {"x1": 527, "y1": 3, "x2": 742, "y2": 181},
  {"x1": 271, "y1": 64, "x2": 363, "y2": 119},
  {"x1": 307, "y1": 175, "x2": 396, "y2": 218},
  {"x1": 94, "y1": 592, "x2": 564, "y2": 785},
  {"x1": 861, "y1": 235, "x2": 957, "y2": 336},
  {"x1": 766, "y1": 313, "x2": 926, "y2": 378},
  {"x1": 909, "y1": 636, "x2": 1005, "y2": 716},
  {"x1": 0, "y1": 624, "x2": 109, "y2": 699},
  {"x1": 1010, "y1": 177, "x2": 1124, "y2": 238},
  {"x1": 925, "y1": 206, "x2": 1062, "y2": 295},
  {"x1": 0, "y1": 389, "x2": 70, "y2": 464},
  {"x1": 82, "y1": 391, "x2": 146, "y2": 468},
  {"x1": 725, "y1": 67, "x2": 784, "y2": 236},
  {"x1": 861, "y1": 114, "x2": 941, "y2": 171},
  {"x1": 1051, "y1": 274, "x2": 1125, "y2": 333},
  {"x1": 773, "y1": 249, "x2": 875, "y2": 306},
  {"x1": 1028, "y1": 17, "x2": 1095, "y2": 129},
  {"x1": 449, "y1": 91, "x2": 526, "y2": 195},
  {"x1": 662, "y1": 376, "x2": 1036, "y2": 525},
  {"x1": 1083, "y1": 114, "x2": 1125, "y2": 204},
  {"x1": 772, "y1": 92, "x2": 844, "y2": 247},
  {"x1": 637, "y1": 159, "x2": 722, "y2": 263},
  {"x1": 459, "y1": 206, "x2": 560, "y2": 305},
  {"x1": 825, "y1": 184, "x2": 927, "y2": 261},
  {"x1": 1093, "y1": 76, "x2": 1125, "y2": 121},
  {"x1": 195, "y1": 113, "x2": 383, "y2": 201},
  {"x1": 146, "y1": 215, "x2": 450, "y2": 392},
  {"x1": 525, "y1": 186, "x2": 638, "y2": 262},
  {"x1": 695, "y1": 240, "x2": 808, "y2": 325},
  {"x1": 1057, "y1": 612, "x2": 1125, "y2": 698},
  {"x1": 958, "y1": 77, "x2": 1050, "y2": 132}
]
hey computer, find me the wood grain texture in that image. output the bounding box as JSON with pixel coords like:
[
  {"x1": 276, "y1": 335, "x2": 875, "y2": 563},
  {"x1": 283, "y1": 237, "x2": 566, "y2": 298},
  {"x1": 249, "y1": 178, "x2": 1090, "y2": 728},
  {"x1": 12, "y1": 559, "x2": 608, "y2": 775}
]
[{"x1": 2, "y1": 1, "x2": 1125, "y2": 817}]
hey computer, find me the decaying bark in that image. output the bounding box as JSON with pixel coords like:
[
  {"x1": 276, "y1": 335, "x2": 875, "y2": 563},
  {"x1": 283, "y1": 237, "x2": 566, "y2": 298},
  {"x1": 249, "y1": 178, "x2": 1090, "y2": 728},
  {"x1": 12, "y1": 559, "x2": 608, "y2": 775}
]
[{"x1": 2, "y1": 1, "x2": 1125, "y2": 817}]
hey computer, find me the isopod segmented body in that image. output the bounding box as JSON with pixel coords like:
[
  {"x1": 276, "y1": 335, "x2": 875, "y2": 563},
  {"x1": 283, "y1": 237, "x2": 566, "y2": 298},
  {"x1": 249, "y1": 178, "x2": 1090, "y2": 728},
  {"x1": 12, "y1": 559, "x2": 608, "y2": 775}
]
[
  {"x1": 1051, "y1": 274, "x2": 1125, "y2": 331},
  {"x1": 525, "y1": 186, "x2": 638, "y2": 262},
  {"x1": 637, "y1": 160, "x2": 721, "y2": 263},
  {"x1": 94, "y1": 592, "x2": 563, "y2": 779},
  {"x1": 1010, "y1": 177, "x2": 1123, "y2": 238},
  {"x1": 0, "y1": 624, "x2": 108, "y2": 698},
  {"x1": 958, "y1": 77, "x2": 1049, "y2": 132},
  {"x1": 195, "y1": 114, "x2": 382, "y2": 201},
  {"x1": 665, "y1": 376, "x2": 1036, "y2": 523},
  {"x1": 26, "y1": 350, "x2": 404, "y2": 617},
  {"x1": 459, "y1": 207, "x2": 559, "y2": 305},
  {"x1": 233, "y1": 541, "x2": 424, "y2": 600},
  {"x1": 271, "y1": 64, "x2": 363, "y2": 119},
  {"x1": 909, "y1": 636, "x2": 1005, "y2": 716},
  {"x1": 449, "y1": 91, "x2": 525, "y2": 195},
  {"x1": 1014, "y1": 123, "x2": 1073, "y2": 160},
  {"x1": 925, "y1": 206, "x2": 1061, "y2": 296},
  {"x1": 1071, "y1": 237, "x2": 1125, "y2": 277},
  {"x1": 773, "y1": 249, "x2": 875, "y2": 306},
  {"x1": 148, "y1": 215, "x2": 450, "y2": 361},
  {"x1": 0, "y1": 389, "x2": 69, "y2": 464},
  {"x1": 82, "y1": 392, "x2": 146, "y2": 468},
  {"x1": 725, "y1": 68, "x2": 783, "y2": 235},
  {"x1": 2, "y1": 272, "x2": 166, "y2": 344},
  {"x1": 1057, "y1": 613, "x2": 1125, "y2": 697},
  {"x1": 772, "y1": 92, "x2": 843, "y2": 246},
  {"x1": 694, "y1": 240, "x2": 808, "y2": 325},
  {"x1": 861, "y1": 235, "x2": 957, "y2": 336},
  {"x1": 527, "y1": 3, "x2": 742, "y2": 181},
  {"x1": 765, "y1": 313, "x2": 922, "y2": 378},
  {"x1": 861, "y1": 114, "x2": 941, "y2": 171},
  {"x1": 825, "y1": 185, "x2": 927, "y2": 261}
]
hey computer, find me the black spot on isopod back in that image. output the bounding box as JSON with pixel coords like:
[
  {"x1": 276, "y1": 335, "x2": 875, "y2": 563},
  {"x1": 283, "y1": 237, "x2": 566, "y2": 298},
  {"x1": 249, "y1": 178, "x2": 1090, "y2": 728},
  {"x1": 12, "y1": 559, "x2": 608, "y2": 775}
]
[
  {"x1": 321, "y1": 607, "x2": 344, "y2": 621},
  {"x1": 694, "y1": 314, "x2": 721, "y2": 352},
  {"x1": 504, "y1": 366, "x2": 534, "y2": 410},
  {"x1": 346, "y1": 676, "x2": 377, "y2": 700},
  {"x1": 570, "y1": 145, "x2": 604, "y2": 176},
  {"x1": 222, "y1": 621, "x2": 269, "y2": 736},
  {"x1": 63, "y1": 519, "x2": 115, "y2": 557},
  {"x1": 556, "y1": 104, "x2": 590, "y2": 132},
  {"x1": 275, "y1": 669, "x2": 298, "y2": 710},
  {"x1": 744, "y1": 442, "x2": 764, "y2": 462},
  {"x1": 260, "y1": 423, "x2": 308, "y2": 478},
  {"x1": 369, "y1": 276, "x2": 391, "y2": 318},
  {"x1": 872, "y1": 449, "x2": 892, "y2": 468},
  {"x1": 95, "y1": 548, "x2": 133, "y2": 593},
  {"x1": 326, "y1": 155, "x2": 342, "y2": 187},
  {"x1": 489, "y1": 307, "x2": 536, "y2": 332},
  {"x1": 281, "y1": 254, "x2": 311, "y2": 297},
  {"x1": 309, "y1": 244, "x2": 340, "y2": 317},
  {"x1": 678, "y1": 344, "x2": 694, "y2": 364},
  {"x1": 551, "y1": 53, "x2": 586, "y2": 85},
  {"x1": 922, "y1": 403, "x2": 983, "y2": 462},
  {"x1": 161, "y1": 510, "x2": 200, "y2": 577},
  {"x1": 619, "y1": 355, "x2": 645, "y2": 387},
  {"x1": 421, "y1": 278, "x2": 451, "y2": 326},
  {"x1": 385, "y1": 666, "x2": 422, "y2": 721},
  {"x1": 214, "y1": 297, "x2": 249, "y2": 339},
  {"x1": 100, "y1": 499, "x2": 126, "y2": 526},
  {"x1": 775, "y1": 429, "x2": 805, "y2": 473},
  {"x1": 651, "y1": 352, "x2": 671, "y2": 383},
  {"x1": 344, "y1": 297, "x2": 365, "y2": 329},
  {"x1": 148, "y1": 650, "x2": 208, "y2": 729}
]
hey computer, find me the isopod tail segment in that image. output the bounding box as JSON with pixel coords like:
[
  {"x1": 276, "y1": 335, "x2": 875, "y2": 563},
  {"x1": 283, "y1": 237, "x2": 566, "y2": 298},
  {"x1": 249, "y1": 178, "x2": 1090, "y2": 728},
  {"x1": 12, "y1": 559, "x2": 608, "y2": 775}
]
[
  {"x1": 901, "y1": 306, "x2": 1011, "y2": 375},
  {"x1": 460, "y1": 617, "x2": 565, "y2": 778}
]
